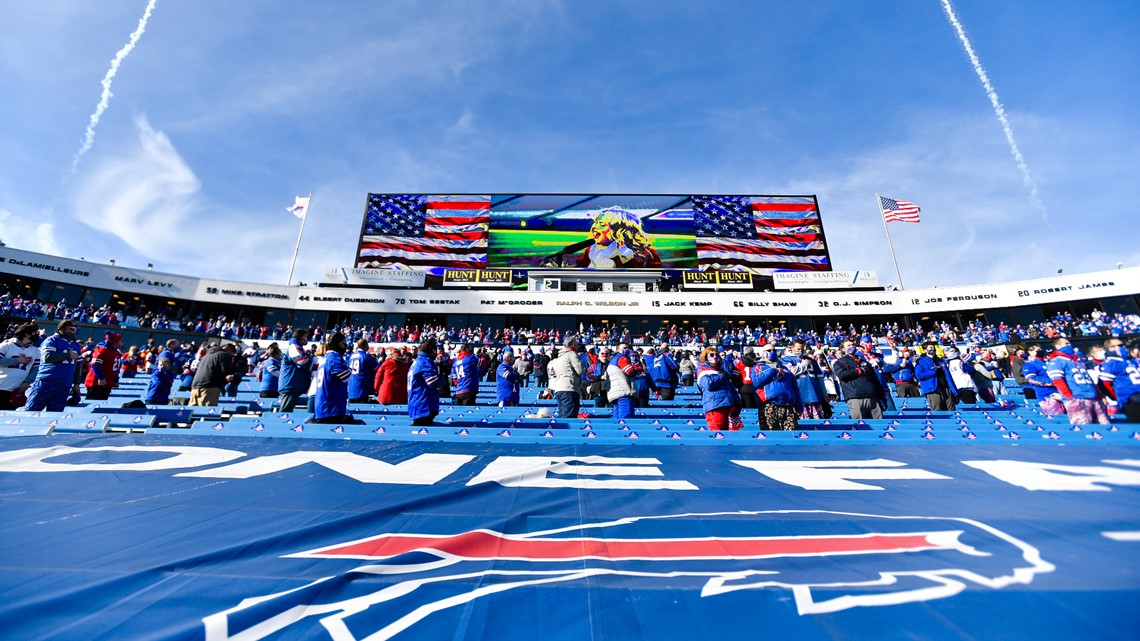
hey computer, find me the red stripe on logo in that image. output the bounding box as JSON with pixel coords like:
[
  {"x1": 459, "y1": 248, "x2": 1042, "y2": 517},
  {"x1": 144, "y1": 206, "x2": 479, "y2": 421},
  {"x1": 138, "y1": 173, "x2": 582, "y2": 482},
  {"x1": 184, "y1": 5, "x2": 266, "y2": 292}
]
[{"x1": 312, "y1": 531, "x2": 946, "y2": 560}]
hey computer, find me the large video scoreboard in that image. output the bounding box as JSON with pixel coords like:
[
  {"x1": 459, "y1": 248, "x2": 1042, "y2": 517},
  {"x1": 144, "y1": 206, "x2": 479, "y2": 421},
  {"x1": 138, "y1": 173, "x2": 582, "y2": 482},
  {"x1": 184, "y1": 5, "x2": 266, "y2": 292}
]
[{"x1": 355, "y1": 193, "x2": 832, "y2": 274}]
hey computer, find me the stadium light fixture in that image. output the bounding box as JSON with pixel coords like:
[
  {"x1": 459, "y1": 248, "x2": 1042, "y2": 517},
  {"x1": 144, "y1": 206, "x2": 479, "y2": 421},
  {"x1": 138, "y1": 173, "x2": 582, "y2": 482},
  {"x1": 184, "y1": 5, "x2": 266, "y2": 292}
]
[
  {"x1": 1117, "y1": 262, "x2": 1124, "y2": 269},
  {"x1": 109, "y1": 259, "x2": 116, "y2": 266},
  {"x1": 1057, "y1": 268, "x2": 1063, "y2": 275},
  {"x1": 148, "y1": 263, "x2": 153, "y2": 271}
]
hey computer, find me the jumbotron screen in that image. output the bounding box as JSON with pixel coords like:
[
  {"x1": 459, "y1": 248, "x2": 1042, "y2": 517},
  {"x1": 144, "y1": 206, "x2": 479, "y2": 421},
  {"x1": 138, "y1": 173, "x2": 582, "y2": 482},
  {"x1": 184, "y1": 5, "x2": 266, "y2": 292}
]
[{"x1": 355, "y1": 194, "x2": 831, "y2": 274}]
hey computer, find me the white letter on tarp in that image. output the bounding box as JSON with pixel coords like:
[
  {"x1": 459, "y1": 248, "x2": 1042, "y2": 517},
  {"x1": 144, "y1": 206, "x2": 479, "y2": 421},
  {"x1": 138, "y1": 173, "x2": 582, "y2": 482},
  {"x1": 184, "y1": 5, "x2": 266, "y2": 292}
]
[
  {"x1": 0, "y1": 445, "x2": 244, "y2": 472},
  {"x1": 731, "y1": 459, "x2": 951, "y2": 490},
  {"x1": 468, "y1": 455, "x2": 698, "y2": 490},
  {"x1": 963, "y1": 459, "x2": 1140, "y2": 491},
  {"x1": 178, "y1": 452, "x2": 474, "y2": 485}
]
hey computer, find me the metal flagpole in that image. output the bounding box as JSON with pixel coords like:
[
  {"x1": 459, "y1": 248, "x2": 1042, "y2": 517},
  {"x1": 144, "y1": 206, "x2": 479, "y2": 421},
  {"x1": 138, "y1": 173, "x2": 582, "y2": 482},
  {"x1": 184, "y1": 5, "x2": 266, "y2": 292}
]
[
  {"x1": 876, "y1": 192, "x2": 906, "y2": 290},
  {"x1": 286, "y1": 192, "x2": 312, "y2": 286}
]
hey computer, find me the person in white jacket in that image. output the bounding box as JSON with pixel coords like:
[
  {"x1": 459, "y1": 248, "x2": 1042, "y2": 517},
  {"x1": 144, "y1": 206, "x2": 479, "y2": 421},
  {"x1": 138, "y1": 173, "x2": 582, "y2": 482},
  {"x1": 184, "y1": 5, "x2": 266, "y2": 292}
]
[
  {"x1": 550, "y1": 336, "x2": 584, "y2": 418},
  {"x1": 944, "y1": 346, "x2": 978, "y2": 404}
]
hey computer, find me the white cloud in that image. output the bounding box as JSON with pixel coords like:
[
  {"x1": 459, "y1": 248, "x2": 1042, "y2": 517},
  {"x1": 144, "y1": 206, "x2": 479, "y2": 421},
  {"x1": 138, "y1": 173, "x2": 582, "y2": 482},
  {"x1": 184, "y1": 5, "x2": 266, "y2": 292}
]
[
  {"x1": 0, "y1": 208, "x2": 61, "y2": 256},
  {"x1": 71, "y1": 115, "x2": 199, "y2": 257}
]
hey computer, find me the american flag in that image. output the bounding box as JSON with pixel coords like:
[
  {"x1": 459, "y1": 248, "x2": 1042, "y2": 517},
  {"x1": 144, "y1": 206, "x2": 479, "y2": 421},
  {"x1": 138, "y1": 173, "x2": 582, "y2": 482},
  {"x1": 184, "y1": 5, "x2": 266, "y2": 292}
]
[
  {"x1": 693, "y1": 196, "x2": 830, "y2": 273},
  {"x1": 879, "y1": 196, "x2": 921, "y2": 223},
  {"x1": 357, "y1": 194, "x2": 490, "y2": 268}
]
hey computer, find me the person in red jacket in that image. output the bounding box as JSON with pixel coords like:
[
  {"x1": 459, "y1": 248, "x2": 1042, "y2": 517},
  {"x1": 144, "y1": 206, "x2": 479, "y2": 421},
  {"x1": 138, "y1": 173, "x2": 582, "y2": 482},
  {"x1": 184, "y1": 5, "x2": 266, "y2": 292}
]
[
  {"x1": 85, "y1": 331, "x2": 123, "y2": 401},
  {"x1": 374, "y1": 348, "x2": 410, "y2": 405}
]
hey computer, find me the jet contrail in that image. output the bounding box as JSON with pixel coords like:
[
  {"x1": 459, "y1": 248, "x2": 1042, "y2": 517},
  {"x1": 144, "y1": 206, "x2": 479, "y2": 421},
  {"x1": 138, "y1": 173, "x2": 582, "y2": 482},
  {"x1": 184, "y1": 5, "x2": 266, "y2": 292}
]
[
  {"x1": 70, "y1": 0, "x2": 159, "y2": 172},
  {"x1": 940, "y1": 0, "x2": 1045, "y2": 216}
]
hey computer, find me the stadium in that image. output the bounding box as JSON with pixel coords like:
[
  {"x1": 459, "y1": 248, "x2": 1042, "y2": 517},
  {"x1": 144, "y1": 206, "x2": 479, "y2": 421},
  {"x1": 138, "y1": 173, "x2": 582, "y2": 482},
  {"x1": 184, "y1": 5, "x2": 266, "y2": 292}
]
[
  {"x1": 2, "y1": 198, "x2": 1139, "y2": 640},
  {"x1": 4, "y1": 2, "x2": 1140, "y2": 640}
]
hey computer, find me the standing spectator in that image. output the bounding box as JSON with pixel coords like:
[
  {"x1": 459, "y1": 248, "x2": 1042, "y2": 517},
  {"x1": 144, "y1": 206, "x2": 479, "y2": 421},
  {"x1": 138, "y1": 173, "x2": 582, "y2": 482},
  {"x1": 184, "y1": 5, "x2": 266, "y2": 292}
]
[
  {"x1": 976, "y1": 350, "x2": 1007, "y2": 399},
  {"x1": 189, "y1": 344, "x2": 236, "y2": 407},
  {"x1": 831, "y1": 339, "x2": 884, "y2": 419},
  {"x1": 145, "y1": 357, "x2": 176, "y2": 405},
  {"x1": 915, "y1": 341, "x2": 958, "y2": 411},
  {"x1": 1010, "y1": 348, "x2": 1028, "y2": 386},
  {"x1": 696, "y1": 347, "x2": 742, "y2": 430},
  {"x1": 434, "y1": 348, "x2": 452, "y2": 399},
  {"x1": 23, "y1": 320, "x2": 81, "y2": 412},
  {"x1": 451, "y1": 343, "x2": 480, "y2": 406},
  {"x1": 305, "y1": 343, "x2": 327, "y2": 414},
  {"x1": 783, "y1": 340, "x2": 830, "y2": 419},
  {"x1": 225, "y1": 346, "x2": 247, "y2": 398},
  {"x1": 532, "y1": 348, "x2": 550, "y2": 389},
  {"x1": 513, "y1": 350, "x2": 532, "y2": 388},
  {"x1": 586, "y1": 347, "x2": 610, "y2": 408},
  {"x1": 1047, "y1": 338, "x2": 1110, "y2": 426},
  {"x1": 649, "y1": 344, "x2": 679, "y2": 400},
  {"x1": 347, "y1": 339, "x2": 377, "y2": 404},
  {"x1": 408, "y1": 337, "x2": 441, "y2": 426},
  {"x1": 607, "y1": 343, "x2": 644, "y2": 420},
  {"x1": 375, "y1": 348, "x2": 410, "y2": 405},
  {"x1": 84, "y1": 331, "x2": 123, "y2": 401},
  {"x1": 1100, "y1": 339, "x2": 1140, "y2": 422},
  {"x1": 752, "y1": 350, "x2": 803, "y2": 431},
  {"x1": 1022, "y1": 345, "x2": 1063, "y2": 415},
  {"x1": 496, "y1": 351, "x2": 522, "y2": 406},
  {"x1": 678, "y1": 351, "x2": 696, "y2": 388},
  {"x1": 944, "y1": 347, "x2": 978, "y2": 405},
  {"x1": 312, "y1": 332, "x2": 352, "y2": 423},
  {"x1": 259, "y1": 343, "x2": 282, "y2": 399},
  {"x1": 118, "y1": 345, "x2": 144, "y2": 379},
  {"x1": 278, "y1": 329, "x2": 312, "y2": 413},
  {"x1": 0, "y1": 324, "x2": 40, "y2": 410},
  {"x1": 738, "y1": 351, "x2": 758, "y2": 410},
  {"x1": 889, "y1": 346, "x2": 922, "y2": 398},
  {"x1": 551, "y1": 335, "x2": 584, "y2": 418}
]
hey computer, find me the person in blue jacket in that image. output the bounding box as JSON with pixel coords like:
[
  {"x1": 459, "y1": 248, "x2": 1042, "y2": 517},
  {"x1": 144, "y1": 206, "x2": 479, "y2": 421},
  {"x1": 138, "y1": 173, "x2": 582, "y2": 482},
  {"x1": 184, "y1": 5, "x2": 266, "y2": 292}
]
[
  {"x1": 23, "y1": 319, "x2": 82, "y2": 412},
  {"x1": 347, "y1": 339, "x2": 378, "y2": 403},
  {"x1": 408, "y1": 337, "x2": 442, "y2": 426},
  {"x1": 886, "y1": 346, "x2": 921, "y2": 398},
  {"x1": 1100, "y1": 339, "x2": 1140, "y2": 422},
  {"x1": 649, "y1": 344, "x2": 679, "y2": 400},
  {"x1": 753, "y1": 350, "x2": 803, "y2": 430},
  {"x1": 696, "y1": 348, "x2": 742, "y2": 430},
  {"x1": 259, "y1": 343, "x2": 281, "y2": 398},
  {"x1": 451, "y1": 343, "x2": 480, "y2": 406},
  {"x1": 1020, "y1": 345, "x2": 1060, "y2": 413},
  {"x1": 496, "y1": 351, "x2": 522, "y2": 406},
  {"x1": 278, "y1": 329, "x2": 312, "y2": 413},
  {"x1": 312, "y1": 332, "x2": 352, "y2": 423},
  {"x1": 914, "y1": 341, "x2": 958, "y2": 411},
  {"x1": 144, "y1": 357, "x2": 176, "y2": 405},
  {"x1": 782, "y1": 340, "x2": 830, "y2": 419}
]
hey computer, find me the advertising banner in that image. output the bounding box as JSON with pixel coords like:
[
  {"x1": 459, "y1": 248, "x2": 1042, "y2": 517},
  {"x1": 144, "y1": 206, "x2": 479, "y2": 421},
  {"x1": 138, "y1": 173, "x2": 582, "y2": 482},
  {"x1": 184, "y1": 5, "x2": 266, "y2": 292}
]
[
  {"x1": 321, "y1": 267, "x2": 425, "y2": 288},
  {"x1": 773, "y1": 270, "x2": 880, "y2": 290},
  {"x1": 684, "y1": 271, "x2": 754, "y2": 289}
]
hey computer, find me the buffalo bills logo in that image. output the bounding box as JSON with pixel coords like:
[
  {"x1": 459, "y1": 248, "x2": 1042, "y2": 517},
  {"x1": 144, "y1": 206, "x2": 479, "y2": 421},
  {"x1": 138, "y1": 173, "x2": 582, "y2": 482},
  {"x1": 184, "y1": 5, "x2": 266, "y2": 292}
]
[{"x1": 203, "y1": 510, "x2": 1053, "y2": 641}]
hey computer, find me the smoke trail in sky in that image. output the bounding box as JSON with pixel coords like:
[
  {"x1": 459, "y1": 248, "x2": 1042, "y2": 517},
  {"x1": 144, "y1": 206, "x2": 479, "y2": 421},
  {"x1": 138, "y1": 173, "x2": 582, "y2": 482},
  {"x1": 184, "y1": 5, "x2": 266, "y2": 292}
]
[
  {"x1": 940, "y1": 0, "x2": 1045, "y2": 216},
  {"x1": 70, "y1": 0, "x2": 159, "y2": 172}
]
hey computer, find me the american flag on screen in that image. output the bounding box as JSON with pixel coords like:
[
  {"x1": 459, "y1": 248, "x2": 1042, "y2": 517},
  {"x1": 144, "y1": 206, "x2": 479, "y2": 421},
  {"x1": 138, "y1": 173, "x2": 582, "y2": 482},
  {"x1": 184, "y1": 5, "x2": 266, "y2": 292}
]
[
  {"x1": 879, "y1": 196, "x2": 921, "y2": 223},
  {"x1": 693, "y1": 196, "x2": 830, "y2": 273},
  {"x1": 357, "y1": 194, "x2": 490, "y2": 268}
]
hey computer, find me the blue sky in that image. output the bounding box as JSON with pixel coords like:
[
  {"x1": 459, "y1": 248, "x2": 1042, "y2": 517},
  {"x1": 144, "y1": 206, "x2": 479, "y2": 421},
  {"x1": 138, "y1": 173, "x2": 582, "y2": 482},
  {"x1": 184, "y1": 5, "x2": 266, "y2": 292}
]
[{"x1": 1, "y1": 0, "x2": 1137, "y2": 289}]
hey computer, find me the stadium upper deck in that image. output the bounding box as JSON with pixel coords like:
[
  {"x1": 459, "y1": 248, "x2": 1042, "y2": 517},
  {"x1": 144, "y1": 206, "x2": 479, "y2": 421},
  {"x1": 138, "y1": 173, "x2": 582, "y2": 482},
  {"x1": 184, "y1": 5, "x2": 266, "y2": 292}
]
[{"x1": 1, "y1": 246, "x2": 1137, "y2": 336}]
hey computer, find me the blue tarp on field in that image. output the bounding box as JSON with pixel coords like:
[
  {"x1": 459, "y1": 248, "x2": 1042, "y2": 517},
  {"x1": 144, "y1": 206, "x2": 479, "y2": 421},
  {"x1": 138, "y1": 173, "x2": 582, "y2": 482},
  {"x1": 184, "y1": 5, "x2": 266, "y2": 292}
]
[{"x1": 0, "y1": 433, "x2": 1138, "y2": 641}]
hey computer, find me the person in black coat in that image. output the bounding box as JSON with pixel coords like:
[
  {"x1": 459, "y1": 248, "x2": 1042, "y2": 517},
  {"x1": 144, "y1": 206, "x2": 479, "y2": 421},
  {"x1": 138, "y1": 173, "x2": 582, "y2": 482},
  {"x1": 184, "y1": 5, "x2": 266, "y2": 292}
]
[{"x1": 831, "y1": 340, "x2": 884, "y2": 419}]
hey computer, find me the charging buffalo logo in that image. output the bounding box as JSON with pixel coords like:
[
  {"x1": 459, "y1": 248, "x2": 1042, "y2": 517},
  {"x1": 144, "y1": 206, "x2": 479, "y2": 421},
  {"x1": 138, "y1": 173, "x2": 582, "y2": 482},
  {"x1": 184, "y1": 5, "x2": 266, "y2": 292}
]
[{"x1": 203, "y1": 510, "x2": 1053, "y2": 641}]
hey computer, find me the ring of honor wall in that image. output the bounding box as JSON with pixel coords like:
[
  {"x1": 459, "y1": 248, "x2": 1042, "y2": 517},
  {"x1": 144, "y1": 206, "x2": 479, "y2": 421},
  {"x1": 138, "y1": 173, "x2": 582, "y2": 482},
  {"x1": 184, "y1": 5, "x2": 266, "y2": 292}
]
[{"x1": 355, "y1": 194, "x2": 832, "y2": 274}]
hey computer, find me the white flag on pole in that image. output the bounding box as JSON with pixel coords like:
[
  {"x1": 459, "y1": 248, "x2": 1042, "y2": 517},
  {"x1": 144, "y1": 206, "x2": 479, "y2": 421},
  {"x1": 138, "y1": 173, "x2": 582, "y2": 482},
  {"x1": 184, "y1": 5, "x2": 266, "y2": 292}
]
[{"x1": 287, "y1": 196, "x2": 310, "y2": 219}]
